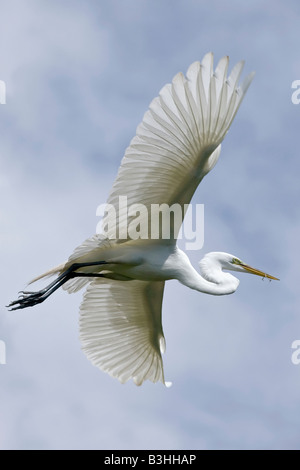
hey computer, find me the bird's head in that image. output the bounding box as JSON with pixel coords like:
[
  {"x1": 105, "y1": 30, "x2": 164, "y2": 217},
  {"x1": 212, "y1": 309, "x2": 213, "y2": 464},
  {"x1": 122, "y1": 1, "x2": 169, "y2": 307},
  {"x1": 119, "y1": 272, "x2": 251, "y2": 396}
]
[{"x1": 200, "y1": 252, "x2": 279, "y2": 281}]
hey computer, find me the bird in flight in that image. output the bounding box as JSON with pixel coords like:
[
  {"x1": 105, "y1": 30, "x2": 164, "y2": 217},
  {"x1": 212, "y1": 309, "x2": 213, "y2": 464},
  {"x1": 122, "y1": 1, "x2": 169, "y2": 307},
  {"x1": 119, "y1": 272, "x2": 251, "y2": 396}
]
[{"x1": 8, "y1": 53, "x2": 278, "y2": 386}]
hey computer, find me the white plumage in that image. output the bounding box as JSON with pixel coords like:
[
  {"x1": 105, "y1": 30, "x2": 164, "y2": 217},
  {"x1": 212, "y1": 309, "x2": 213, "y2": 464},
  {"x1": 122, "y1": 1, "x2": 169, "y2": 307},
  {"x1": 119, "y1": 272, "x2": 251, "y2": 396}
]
[
  {"x1": 80, "y1": 279, "x2": 165, "y2": 386},
  {"x1": 103, "y1": 53, "x2": 254, "y2": 240}
]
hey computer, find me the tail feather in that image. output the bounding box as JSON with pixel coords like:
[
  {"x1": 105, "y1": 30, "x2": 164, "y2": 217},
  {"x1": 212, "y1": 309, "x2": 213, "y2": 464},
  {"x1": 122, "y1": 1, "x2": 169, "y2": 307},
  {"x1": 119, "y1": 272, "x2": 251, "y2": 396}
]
[
  {"x1": 28, "y1": 263, "x2": 66, "y2": 285},
  {"x1": 28, "y1": 234, "x2": 113, "y2": 293}
]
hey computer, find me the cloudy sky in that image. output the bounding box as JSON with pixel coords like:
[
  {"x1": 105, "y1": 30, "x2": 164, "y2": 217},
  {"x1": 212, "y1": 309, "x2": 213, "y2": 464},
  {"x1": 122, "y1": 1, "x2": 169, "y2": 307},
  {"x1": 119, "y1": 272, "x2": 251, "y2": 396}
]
[{"x1": 1, "y1": 0, "x2": 300, "y2": 450}]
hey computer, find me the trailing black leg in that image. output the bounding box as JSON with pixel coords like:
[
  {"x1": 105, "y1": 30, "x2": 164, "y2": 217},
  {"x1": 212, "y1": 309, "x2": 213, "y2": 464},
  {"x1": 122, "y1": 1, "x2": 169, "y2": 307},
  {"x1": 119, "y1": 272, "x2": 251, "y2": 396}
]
[{"x1": 7, "y1": 261, "x2": 108, "y2": 311}]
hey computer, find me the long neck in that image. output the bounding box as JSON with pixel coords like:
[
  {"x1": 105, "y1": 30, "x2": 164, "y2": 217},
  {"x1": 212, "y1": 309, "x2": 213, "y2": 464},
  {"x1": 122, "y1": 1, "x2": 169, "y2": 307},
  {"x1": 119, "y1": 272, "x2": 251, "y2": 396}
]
[{"x1": 177, "y1": 253, "x2": 239, "y2": 296}]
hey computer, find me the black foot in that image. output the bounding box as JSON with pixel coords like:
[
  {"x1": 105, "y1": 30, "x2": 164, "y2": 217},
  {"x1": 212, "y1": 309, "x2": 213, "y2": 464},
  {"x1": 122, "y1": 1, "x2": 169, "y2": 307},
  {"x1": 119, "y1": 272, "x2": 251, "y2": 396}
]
[
  {"x1": 8, "y1": 290, "x2": 48, "y2": 310},
  {"x1": 7, "y1": 260, "x2": 108, "y2": 311}
]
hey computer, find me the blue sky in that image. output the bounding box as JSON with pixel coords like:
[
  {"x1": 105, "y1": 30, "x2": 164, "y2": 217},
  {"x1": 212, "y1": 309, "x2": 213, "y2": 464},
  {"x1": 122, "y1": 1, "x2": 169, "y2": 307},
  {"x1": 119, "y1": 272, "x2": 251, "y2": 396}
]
[{"x1": 1, "y1": 0, "x2": 300, "y2": 450}]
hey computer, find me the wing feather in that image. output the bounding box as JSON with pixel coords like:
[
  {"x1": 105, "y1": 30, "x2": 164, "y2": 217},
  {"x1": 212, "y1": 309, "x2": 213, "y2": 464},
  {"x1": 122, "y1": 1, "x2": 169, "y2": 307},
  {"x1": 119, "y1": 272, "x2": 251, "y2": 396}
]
[
  {"x1": 103, "y1": 53, "x2": 254, "y2": 241},
  {"x1": 79, "y1": 279, "x2": 166, "y2": 385}
]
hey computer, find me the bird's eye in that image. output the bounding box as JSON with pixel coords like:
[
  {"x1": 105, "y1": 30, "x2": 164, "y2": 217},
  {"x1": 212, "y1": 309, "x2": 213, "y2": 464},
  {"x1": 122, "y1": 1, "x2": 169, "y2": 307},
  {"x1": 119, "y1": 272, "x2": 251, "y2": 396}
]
[{"x1": 232, "y1": 257, "x2": 242, "y2": 265}]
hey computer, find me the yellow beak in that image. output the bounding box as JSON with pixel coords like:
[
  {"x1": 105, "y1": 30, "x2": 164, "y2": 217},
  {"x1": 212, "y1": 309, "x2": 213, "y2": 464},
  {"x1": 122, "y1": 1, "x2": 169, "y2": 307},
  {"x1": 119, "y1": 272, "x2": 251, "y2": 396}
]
[{"x1": 241, "y1": 263, "x2": 279, "y2": 281}]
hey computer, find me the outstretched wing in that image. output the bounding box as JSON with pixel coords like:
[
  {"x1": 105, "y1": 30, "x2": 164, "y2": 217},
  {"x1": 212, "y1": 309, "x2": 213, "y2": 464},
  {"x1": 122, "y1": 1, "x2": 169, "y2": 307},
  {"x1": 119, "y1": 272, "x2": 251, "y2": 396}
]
[
  {"x1": 103, "y1": 53, "x2": 254, "y2": 241},
  {"x1": 79, "y1": 278, "x2": 166, "y2": 385}
]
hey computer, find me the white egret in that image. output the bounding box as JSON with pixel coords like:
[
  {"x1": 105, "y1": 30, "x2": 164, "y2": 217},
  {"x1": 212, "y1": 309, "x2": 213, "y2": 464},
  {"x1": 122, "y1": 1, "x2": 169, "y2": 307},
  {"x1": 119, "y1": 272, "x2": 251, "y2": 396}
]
[{"x1": 8, "y1": 53, "x2": 278, "y2": 386}]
